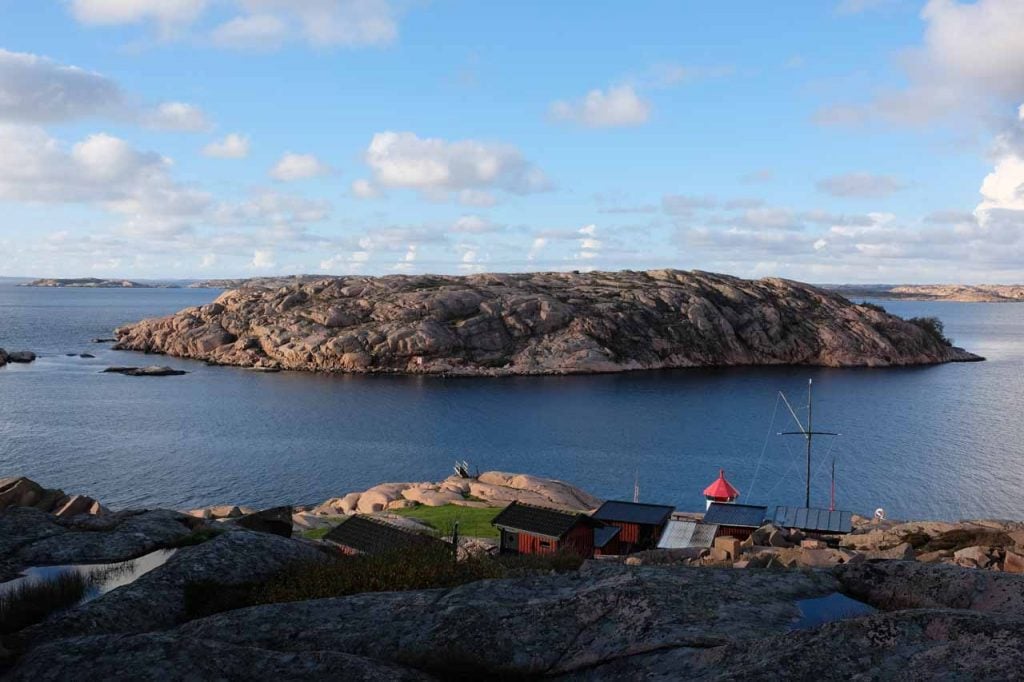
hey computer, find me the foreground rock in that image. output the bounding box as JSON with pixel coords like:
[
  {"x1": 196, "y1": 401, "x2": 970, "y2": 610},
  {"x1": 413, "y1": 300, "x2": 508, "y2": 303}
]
[
  {"x1": 0, "y1": 507, "x2": 195, "y2": 581},
  {"x1": 9, "y1": 563, "x2": 837, "y2": 680},
  {"x1": 0, "y1": 477, "x2": 105, "y2": 519},
  {"x1": 102, "y1": 365, "x2": 188, "y2": 377},
  {"x1": 113, "y1": 269, "x2": 980, "y2": 375},
  {"x1": 18, "y1": 529, "x2": 325, "y2": 646}
]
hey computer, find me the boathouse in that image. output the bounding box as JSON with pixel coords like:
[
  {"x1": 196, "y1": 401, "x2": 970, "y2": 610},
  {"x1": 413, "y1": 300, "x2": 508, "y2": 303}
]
[
  {"x1": 703, "y1": 469, "x2": 740, "y2": 509},
  {"x1": 591, "y1": 500, "x2": 675, "y2": 554},
  {"x1": 491, "y1": 502, "x2": 603, "y2": 558},
  {"x1": 771, "y1": 506, "x2": 853, "y2": 537},
  {"x1": 324, "y1": 515, "x2": 447, "y2": 556},
  {"x1": 702, "y1": 502, "x2": 768, "y2": 541}
]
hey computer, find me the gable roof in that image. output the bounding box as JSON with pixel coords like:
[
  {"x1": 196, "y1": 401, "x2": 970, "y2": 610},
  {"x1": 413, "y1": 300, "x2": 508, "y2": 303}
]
[
  {"x1": 702, "y1": 502, "x2": 768, "y2": 529},
  {"x1": 491, "y1": 502, "x2": 599, "y2": 540},
  {"x1": 657, "y1": 520, "x2": 719, "y2": 549},
  {"x1": 592, "y1": 500, "x2": 675, "y2": 526},
  {"x1": 772, "y1": 506, "x2": 853, "y2": 534},
  {"x1": 324, "y1": 515, "x2": 444, "y2": 555}
]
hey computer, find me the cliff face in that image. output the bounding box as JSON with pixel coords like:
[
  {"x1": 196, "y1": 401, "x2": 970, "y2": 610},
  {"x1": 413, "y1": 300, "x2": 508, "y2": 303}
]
[{"x1": 113, "y1": 269, "x2": 980, "y2": 375}]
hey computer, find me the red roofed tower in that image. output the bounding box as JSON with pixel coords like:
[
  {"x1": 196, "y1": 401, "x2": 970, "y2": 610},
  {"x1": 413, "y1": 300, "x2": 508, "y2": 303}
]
[{"x1": 703, "y1": 469, "x2": 740, "y2": 510}]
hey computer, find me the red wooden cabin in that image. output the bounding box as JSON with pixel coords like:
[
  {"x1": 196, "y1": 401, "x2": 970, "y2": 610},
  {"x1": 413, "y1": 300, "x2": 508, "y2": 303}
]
[
  {"x1": 591, "y1": 500, "x2": 675, "y2": 554},
  {"x1": 492, "y1": 502, "x2": 604, "y2": 558}
]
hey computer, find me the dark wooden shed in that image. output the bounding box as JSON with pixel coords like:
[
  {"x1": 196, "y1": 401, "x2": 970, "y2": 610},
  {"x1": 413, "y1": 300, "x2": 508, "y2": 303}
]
[
  {"x1": 491, "y1": 502, "x2": 603, "y2": 558},
  {"x1": 591, "y1": 500, "x2": 675, "y2": 554},
  {"x1": 323, "y1": 515, "x2": 447, "y2": 556},
  {"x1": 702, "y1": 503, "x2": 768, "y2": 541}
]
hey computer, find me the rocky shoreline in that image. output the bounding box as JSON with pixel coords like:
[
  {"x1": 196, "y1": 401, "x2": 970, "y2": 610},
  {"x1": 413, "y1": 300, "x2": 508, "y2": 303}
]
[
  {"x1": 112, "y1": 269, "x2": 981, "y2": 376},
  {"x1": 0, "y1": 349, "x2": 36, "y2": 368},
  {"x1": 828, "y1": 283, "x2": 1024, "y2": 302},
  {"x1": 6, "y1": 473, "x2": 1024, "y2": 678}
]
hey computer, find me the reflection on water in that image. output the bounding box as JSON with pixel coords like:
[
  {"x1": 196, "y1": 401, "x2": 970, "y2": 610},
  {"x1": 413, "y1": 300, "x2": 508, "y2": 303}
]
[
  {"x1": 0, "y1": 548, "x2": 176, "y2": 604},
  {"x1": 791, "y1": 592, "x2": 876, "y2": 630}
]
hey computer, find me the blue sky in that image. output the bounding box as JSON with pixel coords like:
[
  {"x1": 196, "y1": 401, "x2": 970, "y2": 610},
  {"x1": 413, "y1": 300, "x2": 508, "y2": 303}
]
[{"x1": 0, "y1": 0, "x2": 1022, "y2": 282}]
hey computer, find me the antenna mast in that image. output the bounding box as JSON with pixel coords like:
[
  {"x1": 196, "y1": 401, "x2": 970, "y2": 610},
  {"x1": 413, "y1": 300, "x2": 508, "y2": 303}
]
[
  {"x1": 779, "y1": 379, "x2": 839, "y2": 508},
  {"x1": 633, "y1": 470, "x2": 640, "y2": 503}
]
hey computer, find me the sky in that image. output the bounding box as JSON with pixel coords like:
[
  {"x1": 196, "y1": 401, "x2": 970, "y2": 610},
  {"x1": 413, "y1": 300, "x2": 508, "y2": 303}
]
[{"x1": 0, "y1": 0, "x2": 1023, "y2": 283}]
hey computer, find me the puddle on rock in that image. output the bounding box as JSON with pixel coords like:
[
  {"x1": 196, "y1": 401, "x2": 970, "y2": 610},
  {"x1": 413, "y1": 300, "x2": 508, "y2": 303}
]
[
  {"x1": 791, "y1": 592, "x2": 876, "y2": 630},
  {"x1": 0, "y1": 548, "x2": 176, "y2": 606}
]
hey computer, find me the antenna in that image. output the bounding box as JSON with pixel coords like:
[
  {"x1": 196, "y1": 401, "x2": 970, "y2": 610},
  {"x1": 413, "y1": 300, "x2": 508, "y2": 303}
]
[
  {"x1": 633, "y1": 470, "x2": 640, "y2": 503},
  {"x1": 779, "y1": 379, "x2": 839, "y2": 508}
]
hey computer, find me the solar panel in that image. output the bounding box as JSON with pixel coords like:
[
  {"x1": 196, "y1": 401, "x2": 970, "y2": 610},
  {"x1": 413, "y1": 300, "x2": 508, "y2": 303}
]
[
  {"x1": 702, "y1": 503, "x2": 768, "y2": 528},
  {"x1": 772, "y1": 506, "x2": 853, "y2": 533}
]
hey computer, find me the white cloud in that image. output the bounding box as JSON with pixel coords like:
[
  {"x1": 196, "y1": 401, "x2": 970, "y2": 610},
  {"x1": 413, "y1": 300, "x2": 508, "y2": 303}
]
[
  {"x1": 821, "y1": 0, "x2": 1024, "y2": 126},
  {"x1": 576, "y1": 224, "x2": 601, "y2": 260},
  {"x1": 350, "y1": 178, "x2": 379, "y2": 198},
  {"x1": 202, "y1": 133, "x2": 250, "y2": 159},
  {"x1": 816, "y1": 172, "x2": 906, "y2": 198},
  {"x1": 550, "y1": 84, "x2": 651, "y2": 128},
  {"x1": 71, "y1": 0, "x2": 401, "y2": 49},
  {"x1": 361, "y1": 131, "x2": 551, "y2": 200},
  {"x1": 0, "y1": 49, "x2": 123, "y2": 123},
  {"x1": 70, "y1": 0, "x2": 209, "y2": 35},
  {"x1": 250, "y1": 248, "x2": 276, "y2": 269},
  {"x1": 836, "y1": 0, "x2": 895, "y2": 14},
  {"x1": 452, "y1": 215, "x2": 502, "y2": 234},
  {"x1": 527, "y1": 237, "x2": 547, "y2": 261},
  {"x1": 209, "y1": 13, "x2": 287, "y2": 49},
  {"x1": 270, "y1": 152, "x2": 331, "y2": 181},
  {"x1": 457, "y1": 189, "x2": 498, "y2": 207},
  {"x1": 143, "y1": 101, "x2": 211, "y2": 131},
  {"x1": 0, "y1": 49, "x2": 210, "y2": 132}
]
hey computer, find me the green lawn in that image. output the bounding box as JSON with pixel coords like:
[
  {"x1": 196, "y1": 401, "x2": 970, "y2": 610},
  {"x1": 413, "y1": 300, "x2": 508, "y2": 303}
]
[{"x1": 389, "y1": 504, "x2": 502, "y2": 539}]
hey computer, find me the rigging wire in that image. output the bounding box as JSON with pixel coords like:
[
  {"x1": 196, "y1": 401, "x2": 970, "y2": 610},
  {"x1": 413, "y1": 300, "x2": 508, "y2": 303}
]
[{"x1": 745, "y1": 393, "x2": 782, "y2": 502}]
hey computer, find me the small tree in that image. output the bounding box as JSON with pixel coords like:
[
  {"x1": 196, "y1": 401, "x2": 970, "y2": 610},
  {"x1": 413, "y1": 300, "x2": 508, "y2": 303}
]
[{"x1": 909, "y1": 316, "x2": 953, "y2": 346}]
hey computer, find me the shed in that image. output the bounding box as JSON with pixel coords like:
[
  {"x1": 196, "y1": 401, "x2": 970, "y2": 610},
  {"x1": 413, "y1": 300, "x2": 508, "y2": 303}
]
[
  {"x1": 772, "y1": 506, "x2": 853, "y2": 536},
  {"x1": 703, "y1": 502, "x2": 768, "y2": 540},
  {"x1": 656, "y1": 520, "x2": 719, "y2": 550},
  {"x1": 591, "y1": 500, "x2": 675, "y2": 554},
  {"x1": 323, "y1": 515, "x2": 446, "y2": 556},
  {"x1": 492, "y1": 502, "x2": 603, "y2": 558}
]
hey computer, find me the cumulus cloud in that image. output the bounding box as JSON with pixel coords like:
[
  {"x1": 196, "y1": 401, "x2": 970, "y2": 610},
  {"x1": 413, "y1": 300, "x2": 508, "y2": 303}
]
[
  {"x1": 359, "y1": 131, "x2": 551, "y2": 201},
  {"x1": 550, "y1": 84, "x2": 651, "y2": 128},
  {"x1": 143, "y1": 102, "x2": 211, "y2": 131},
  {"x1": 250, "y1": 248, "x2": 276, "y2": 269},
  {"x1": 0, "y1": 49, "x2": 210, "y2": 131},
  {"x1": 820, "y1": 0, "x2": 1024, "y2": 126},
  {"x1": 0, "y1": 48, "x2": 123, "y2": 123},
  {"x1": 452, "y1": 215, "x2": 502, "y2": 234},
  {"x1": 835, "y1": 0, "x2": 894, "y2": 14},
  {"x1": 202, "y1": 133, "x2": 250, "y2": 159},
  {"x1": 71, "y1": 0, "x2": 401, "y2": 49},
  {"x1": 816, "y1": 172, "x2": 906, "y2": 198},
  {"x1": 350, "y1": 178, "x2": 379, "y2": 198},
  {"x1": 270, "y1": 152, "x2": 331, "y2": 181}
]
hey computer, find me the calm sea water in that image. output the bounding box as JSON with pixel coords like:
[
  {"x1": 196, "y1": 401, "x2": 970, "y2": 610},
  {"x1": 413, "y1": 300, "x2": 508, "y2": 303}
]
[{"x1": 0, "y1": 281, "x2": 1021, "y2": 520}]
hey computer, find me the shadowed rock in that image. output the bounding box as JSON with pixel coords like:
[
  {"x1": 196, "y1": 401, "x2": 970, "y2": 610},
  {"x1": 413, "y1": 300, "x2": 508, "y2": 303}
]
[
  {"x1": 102, "y1": 366, "x2": 187, "y2": 377},
  {"x1": 113, "y1": 269, "x2": 981, "y2": 376}
]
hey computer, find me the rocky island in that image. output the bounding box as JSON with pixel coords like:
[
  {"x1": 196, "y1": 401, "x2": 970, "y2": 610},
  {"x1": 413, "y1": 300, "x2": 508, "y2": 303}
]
[
  {"x1": 827, "y1": 283, "x2": 1024, "y2": 302},
  {"x1": 112, "y1": 269, "x2": 980, "y2": 376},
  {"x1": 22, "y1": 278, "x2": 171, "y2": 289},
  {"x1": 0, "y1": 349, "x2": 35, "y2": 368}
]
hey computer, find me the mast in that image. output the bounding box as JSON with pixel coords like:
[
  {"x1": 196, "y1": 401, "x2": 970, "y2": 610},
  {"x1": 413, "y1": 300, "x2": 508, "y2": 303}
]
[
  {"x1": 830, "y1": 456, "x2": 836, "y2": 512},
  {"x1": 779, "y1": 378, "x2": 839, "y2": 509}
]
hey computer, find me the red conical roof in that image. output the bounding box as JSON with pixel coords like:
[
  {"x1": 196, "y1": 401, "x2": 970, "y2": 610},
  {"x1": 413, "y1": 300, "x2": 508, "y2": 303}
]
[{"x1": 703, "y1": 469, "x2": 740, "y2": 499}]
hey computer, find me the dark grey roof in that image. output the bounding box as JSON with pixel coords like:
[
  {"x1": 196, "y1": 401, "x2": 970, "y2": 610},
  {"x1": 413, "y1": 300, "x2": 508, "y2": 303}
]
[
  {"x1": 324, "y1": 515, "x2": 444, "y2": 555},
  {"x1": 702, "y1": 503, "x2": 768, "y2": 529},
  {"x1": 657, "y1": 520, "x2": 718, "y2": 549},
  {"x1": 492, "y1": 502, "x2": 598, "y2": 539},
  {"x1": 772, "y1": 506, "x2": 853, "y2": 534},
  {"x1": 594, "y1": 525, "x2": 622, "y2": 548},
  {"x1": 592, "y1": 500, "x2": 675, "y2": 526}
]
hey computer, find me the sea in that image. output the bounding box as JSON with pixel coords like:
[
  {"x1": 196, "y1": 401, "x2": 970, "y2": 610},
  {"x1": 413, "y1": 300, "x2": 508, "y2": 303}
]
[{"x1": 0, "y1": 279, "x2": 1021, "y2": 520}]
